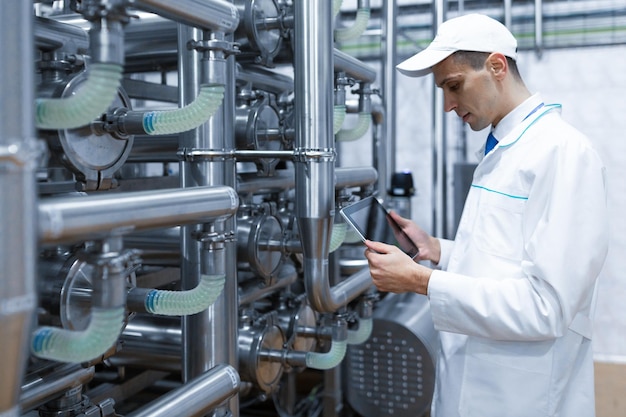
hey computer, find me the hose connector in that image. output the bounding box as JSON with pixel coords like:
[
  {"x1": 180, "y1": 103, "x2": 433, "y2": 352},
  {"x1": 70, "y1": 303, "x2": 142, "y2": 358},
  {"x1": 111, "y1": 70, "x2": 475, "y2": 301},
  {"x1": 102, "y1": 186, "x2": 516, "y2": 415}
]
[
  {"x1": 142, "y1": 84, "x2": 225, "y2": 135},
  {"x1": 144, "y1": 274, "x2": 225, "y2": 316}
]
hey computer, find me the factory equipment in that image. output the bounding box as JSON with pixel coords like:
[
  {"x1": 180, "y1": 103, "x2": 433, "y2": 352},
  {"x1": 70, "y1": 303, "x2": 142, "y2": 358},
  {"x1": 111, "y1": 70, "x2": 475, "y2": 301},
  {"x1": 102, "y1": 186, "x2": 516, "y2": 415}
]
[{"x1": 2, "y1": 1, "x2": 438, "y2": 417}]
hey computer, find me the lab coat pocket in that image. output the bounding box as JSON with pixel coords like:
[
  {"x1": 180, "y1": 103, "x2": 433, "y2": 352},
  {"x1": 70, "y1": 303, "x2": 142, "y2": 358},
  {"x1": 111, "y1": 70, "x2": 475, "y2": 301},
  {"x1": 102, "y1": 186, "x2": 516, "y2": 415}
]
[
  {"x1": 473, "y1": 191, "x2": 526, "y2": 260},
  {"x1": 459, "y1": 337, "x2": 552, "y2": 417}
]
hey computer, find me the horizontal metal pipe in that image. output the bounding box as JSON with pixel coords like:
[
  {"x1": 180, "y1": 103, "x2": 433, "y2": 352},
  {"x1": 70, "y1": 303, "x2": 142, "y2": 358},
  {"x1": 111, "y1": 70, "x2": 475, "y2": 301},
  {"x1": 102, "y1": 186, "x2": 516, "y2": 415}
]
[
  {"x1": 236, "y1": 65, "x2": 294, "y2": 95},
  {"x1": 336, "y1": 166, "x2": 378, "y2": 188},
  {"x1": 237, "y1": 171, "x2": 296, "y2": 195},
  {"x1": 20, "y1": 365, "x2": 95, "y2": 412},
  {"x1": 239, "y1": 264, "x2": 298, "y2": 305},
  {"x1": 34, "y1": 16, "x2": 89, "y2": 53},
  {"x1": 308, "y1": 266, "x2": 374, "y2": 313},
  {"x1": 113, "y1": 315, "x2": 182, "y2": 371},
  {"x1": 129, "y1": 0, "x2": 239, "y2": 32},
  {"x1": 236, "y1": 167, "x2": 377, "y2": 196},
  {"x1": 127, "y1": 135, "x2": 179, "y2": 163},
  {"x1": 334, "y1": 49, "x2": 377, "y2": 83},
  {"x1": 39, "y1": 186, "x2": 238, "y2": 245},
  {"x1": 126, "y1": 364, "x2": 240, "y2": 417},
  {"x1": 329, "y1": 267, "x2": 374, "y2": 308}
]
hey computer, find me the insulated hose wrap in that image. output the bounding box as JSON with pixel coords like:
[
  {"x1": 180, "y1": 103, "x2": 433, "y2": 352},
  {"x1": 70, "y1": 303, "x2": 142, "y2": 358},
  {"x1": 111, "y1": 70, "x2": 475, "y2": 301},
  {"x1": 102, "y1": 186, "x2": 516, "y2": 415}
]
[
  {"x1": 334, "y1": 8, "x2": 371, "y2": 43},
  {"x1": 329, "y1": 222, "x2": 347, "y2": 253},
  {"x1": 305, "y1": 339, "x2": 348, "y2": 370},
  {"x1": 31, "y1": 307, "x2": 125, "y2": 363},
  {"x1": 35, "y1": 63, "x2": 123, "y2": 130},
  {"x1": 333, "y1": 104, "x2": 347, "y2": 135},
  {"x1": 143, "y1": 84, "x2": 225, "y2": 135},
  {"x1": 145, "y1": 274, "x2": 225, "y2": 316},
  {"x1": 337, "y1": 113, "x2": 371, "y2": 142},
  {"x1": 347, "y1": 317, "x2": 373, "y2": 345},
  {"x1": 333, "y1": 0, "x2": 343, "y2": 17},
  {"x1": 343, "y1": 226, "x2": 363, "y2": 243}
]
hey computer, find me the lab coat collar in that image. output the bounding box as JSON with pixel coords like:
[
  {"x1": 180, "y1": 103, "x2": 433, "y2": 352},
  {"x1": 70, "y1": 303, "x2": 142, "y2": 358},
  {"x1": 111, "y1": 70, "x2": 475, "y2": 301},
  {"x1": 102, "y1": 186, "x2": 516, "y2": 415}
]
[{"x1": 475, "y1": 94, "x2": 561, "y2": 160}]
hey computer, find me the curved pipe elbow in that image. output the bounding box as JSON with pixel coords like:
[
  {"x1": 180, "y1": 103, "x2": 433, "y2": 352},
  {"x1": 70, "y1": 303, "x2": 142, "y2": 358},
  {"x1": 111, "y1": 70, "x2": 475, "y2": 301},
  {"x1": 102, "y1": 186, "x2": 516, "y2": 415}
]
[
  {"x1": 31, "y1": 307, "x2": 125, "y2": 363},
  {"x1": 305, "y1": 339, "x2": 347, "y2": 370},
  {"x1": 35, "y1": 63, "x2": 123, "y2": 130},
  {"x1": 145, "y1": 274, "x2": 225, "y2": 316},
  {"x1": 333, "y1": 0, "x2": 344, "y2": 17},
  {"x1": 143, "y1": 84, "x2": 225, "y2": 135},
  {"x1": 329, "y1": 222, "x2": 347, "y2": 253},
  {"x1": 333, "y1": 104, "x2": 347, "y2": 135},
  {"x1": 336, "y1": 112, "x2": 371, "y2": 142},
  {"x1": 334, "y1": 8, "x2": 370, "y2": 43}
]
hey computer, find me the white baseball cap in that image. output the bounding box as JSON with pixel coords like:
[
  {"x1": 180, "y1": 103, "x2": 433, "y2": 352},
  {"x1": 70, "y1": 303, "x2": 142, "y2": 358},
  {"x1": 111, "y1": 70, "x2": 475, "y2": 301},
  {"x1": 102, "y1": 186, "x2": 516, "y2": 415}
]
[{"x1": 396, "y1": 14, "x2": 518, "y2": 77}]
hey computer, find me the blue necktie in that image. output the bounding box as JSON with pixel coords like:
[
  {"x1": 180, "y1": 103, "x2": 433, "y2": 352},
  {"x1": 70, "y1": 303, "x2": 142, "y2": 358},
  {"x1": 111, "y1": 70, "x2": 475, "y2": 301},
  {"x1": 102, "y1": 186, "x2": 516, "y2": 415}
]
[{"x1": 485, "y1": 132, "x2": 498, "y2": 155}]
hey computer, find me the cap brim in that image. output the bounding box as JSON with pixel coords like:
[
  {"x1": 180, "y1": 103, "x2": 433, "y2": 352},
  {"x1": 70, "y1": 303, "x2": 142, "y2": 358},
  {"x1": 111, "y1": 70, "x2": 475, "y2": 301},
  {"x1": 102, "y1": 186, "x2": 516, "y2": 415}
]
[{"x1": 396, "y1": 48, "x2": 456, "y2": 77}]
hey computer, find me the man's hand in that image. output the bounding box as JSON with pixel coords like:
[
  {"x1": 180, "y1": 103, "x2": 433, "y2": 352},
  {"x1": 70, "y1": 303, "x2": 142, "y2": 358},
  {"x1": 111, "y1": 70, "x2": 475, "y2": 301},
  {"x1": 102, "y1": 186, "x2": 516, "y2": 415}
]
[
  {"x1": 388, "y1": 211, "x2": 441, "y2": 265},
  {"x1": 364, "y1": 240, "x2": 432, "y2": 295}
]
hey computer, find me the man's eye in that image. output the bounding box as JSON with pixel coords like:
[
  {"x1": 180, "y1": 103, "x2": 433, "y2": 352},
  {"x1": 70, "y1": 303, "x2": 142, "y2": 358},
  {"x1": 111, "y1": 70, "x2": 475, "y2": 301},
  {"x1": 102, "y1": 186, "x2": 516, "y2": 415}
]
[{"x1": 449, "y1": 83, "x2": 459, "y2": 91}]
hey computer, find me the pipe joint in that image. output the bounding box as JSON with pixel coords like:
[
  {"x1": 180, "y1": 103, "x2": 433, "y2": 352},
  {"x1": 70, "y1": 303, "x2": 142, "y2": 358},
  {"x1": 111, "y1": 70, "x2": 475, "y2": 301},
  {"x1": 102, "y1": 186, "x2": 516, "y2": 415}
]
[
  {"x1": 192, "y1": 230, "x2": 236, "y2": 250},
  {"x1": 187, "y1": 38, "x2": 240, "y2": 57},
  {"x1": 0, "y1": 140, "x2": 46, "y2": 169},
  {"x1": 76, "y1": 0, "x2": 132, "y2": 24},
  {"x1": 293, "y1": 148, "x2": 336, "y2": 163},
  {"x1": 93, "y1": 107, "x2": 136, "y2": 139},
  {"x1": 330, "y1": 316, "x2": 349, "y2": 342}
]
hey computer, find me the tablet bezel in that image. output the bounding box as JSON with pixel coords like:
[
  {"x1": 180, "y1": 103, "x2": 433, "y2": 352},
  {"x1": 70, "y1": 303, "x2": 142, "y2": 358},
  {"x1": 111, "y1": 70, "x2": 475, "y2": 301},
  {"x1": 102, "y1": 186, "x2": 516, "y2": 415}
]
[{"x1": 339, "y1": 196, "x2": 419, "y2": 259}]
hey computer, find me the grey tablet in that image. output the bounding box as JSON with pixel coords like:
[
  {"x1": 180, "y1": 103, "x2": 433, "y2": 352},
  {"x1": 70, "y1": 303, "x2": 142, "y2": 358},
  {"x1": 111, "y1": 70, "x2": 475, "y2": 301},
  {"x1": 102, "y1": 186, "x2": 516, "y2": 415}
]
[{"x1": 340, "y1": 196, "x2": 419, "y2": 259}]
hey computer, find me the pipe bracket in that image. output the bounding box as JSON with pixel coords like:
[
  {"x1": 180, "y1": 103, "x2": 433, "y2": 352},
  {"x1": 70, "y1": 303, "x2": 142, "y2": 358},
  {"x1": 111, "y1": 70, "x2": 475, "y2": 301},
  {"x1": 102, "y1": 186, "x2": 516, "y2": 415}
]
[{"x1": 293, "y1": 148, "x2": 336, "y2": 163}]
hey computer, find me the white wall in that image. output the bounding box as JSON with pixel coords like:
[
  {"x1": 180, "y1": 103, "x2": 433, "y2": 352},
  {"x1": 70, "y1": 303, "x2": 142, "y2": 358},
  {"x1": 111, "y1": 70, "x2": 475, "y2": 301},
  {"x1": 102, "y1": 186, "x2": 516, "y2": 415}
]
[
  {"x1": 518, "y1": 45, "x2": 626, "y2": 362},
  {"x1": 339, "y1": 44, "x2": 626, "y2": 361}
]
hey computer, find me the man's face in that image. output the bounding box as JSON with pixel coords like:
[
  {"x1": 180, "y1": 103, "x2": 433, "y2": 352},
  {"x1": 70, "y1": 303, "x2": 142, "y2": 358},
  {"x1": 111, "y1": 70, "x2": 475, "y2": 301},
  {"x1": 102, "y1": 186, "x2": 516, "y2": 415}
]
[{"x1": 432, "y1": 55, "x2": 501, "y2": 131}]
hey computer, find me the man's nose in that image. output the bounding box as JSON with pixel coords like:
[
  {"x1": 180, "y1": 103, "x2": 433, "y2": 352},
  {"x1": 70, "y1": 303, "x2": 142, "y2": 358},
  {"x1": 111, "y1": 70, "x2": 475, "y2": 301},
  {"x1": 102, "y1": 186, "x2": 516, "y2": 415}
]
[{"x1": 443, "y1": 93, "x2": 456, "y2": 113}]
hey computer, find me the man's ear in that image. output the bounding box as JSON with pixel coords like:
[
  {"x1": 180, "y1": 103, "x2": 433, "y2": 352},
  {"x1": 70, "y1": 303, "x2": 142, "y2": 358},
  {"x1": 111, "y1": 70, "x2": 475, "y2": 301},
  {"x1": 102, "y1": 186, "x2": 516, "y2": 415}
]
[{"x1": 486, "y1": 52, "x2": 508, "y2": 79}]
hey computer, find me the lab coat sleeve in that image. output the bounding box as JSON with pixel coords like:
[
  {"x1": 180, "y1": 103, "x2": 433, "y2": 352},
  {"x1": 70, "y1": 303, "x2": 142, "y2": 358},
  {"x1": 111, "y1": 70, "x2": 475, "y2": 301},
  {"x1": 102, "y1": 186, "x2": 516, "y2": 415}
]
[
  {"x1": 428, "y1": 127, "x2": 609, "y2": 341},
  {"x1": 435, "y1": 238, "x2": 454, "y2": 270}
]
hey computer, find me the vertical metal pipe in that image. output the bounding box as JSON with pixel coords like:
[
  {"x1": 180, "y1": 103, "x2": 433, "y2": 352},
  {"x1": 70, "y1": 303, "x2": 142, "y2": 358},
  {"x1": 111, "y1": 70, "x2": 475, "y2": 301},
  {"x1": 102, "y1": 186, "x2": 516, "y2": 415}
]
[
  {"x1": 535, "y1": 0, "x2": 544, "y2": 58},
  {"x1": 217, "y1": 20, "x2": 240, "y2": 416},
  {"x1": 294, "y1": 1, "x2": 336, "y2": 313},
  {"x1": 381, "y1": 0, "x2": 397, "y2": 197},
  {"x1": 178, "y1": 17, "x2": 239, "y2": 415},
  {"x1": 504, "y1": 0, "x2": 513, "y2": 28},
  {"x1": 178, "y1": 24, "x2": 209, "y2": 383},
  {"x1": 0, "y1": 2, "x2": 38, "y2": 415},
  {"x1": 432, "y1": 0, "x2": 448, "y2": 237}
]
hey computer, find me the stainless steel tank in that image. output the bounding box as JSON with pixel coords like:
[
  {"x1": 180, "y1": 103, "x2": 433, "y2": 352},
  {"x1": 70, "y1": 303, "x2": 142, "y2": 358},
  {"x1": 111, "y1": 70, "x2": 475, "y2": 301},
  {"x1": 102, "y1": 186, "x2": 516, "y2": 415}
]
[{"x1": 345, "y1": 292, "x2": 438, "y2": 417}]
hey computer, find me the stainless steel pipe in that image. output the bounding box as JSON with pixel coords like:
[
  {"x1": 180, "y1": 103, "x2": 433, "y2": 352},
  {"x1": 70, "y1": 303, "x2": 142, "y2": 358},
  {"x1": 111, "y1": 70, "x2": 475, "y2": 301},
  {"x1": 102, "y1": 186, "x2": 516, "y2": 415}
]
[
  {"x1": 126, "y1": 364, "x2": 240, "y2": 417},
  {"x1": 20, "y1": 365, "x2": 95, "y2": 413},
  {"x1": 34, "y1": 16, "x2": 89, "y2": 53},
  {"x1": 129, "y1": 0, "x2": 240, "y2": 32},
  {"x1": 334, "y1": 48, "x2": 377, "y2": 84},
  {"x1": 1, "y1": 1, "x2": 38, "y2": 414},
  {"x1": 38, "y1": 186, "x2": 239, "y2": 245}
]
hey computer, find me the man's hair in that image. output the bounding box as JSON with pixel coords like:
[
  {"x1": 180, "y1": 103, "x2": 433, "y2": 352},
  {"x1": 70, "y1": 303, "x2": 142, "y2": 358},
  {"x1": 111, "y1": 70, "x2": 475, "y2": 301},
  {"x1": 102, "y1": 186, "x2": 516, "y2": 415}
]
[{"x1": 452, "y1": 51, "x2": 522, "y2": 81}]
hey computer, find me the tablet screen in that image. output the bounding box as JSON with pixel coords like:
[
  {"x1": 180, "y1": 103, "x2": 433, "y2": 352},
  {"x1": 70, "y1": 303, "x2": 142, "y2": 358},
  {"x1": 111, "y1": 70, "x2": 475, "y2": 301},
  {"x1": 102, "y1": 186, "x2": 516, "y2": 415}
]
[{"x1": 340, "y1": 196, "x2": 419, "y2": 259}]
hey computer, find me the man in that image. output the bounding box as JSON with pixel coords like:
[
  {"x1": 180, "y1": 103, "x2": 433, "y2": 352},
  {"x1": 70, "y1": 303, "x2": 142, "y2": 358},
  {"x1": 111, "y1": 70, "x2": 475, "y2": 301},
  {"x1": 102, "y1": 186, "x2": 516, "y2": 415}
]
[{"x1": 364, "y1": 13, "x2": 609, "y2": 417}]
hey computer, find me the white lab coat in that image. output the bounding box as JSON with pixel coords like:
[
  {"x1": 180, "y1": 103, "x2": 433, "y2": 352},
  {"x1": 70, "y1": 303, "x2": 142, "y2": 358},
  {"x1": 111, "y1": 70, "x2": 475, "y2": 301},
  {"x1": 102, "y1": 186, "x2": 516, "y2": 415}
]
[{"x1": 427, "y1": 95, "x2": 609, "y2": 417}]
